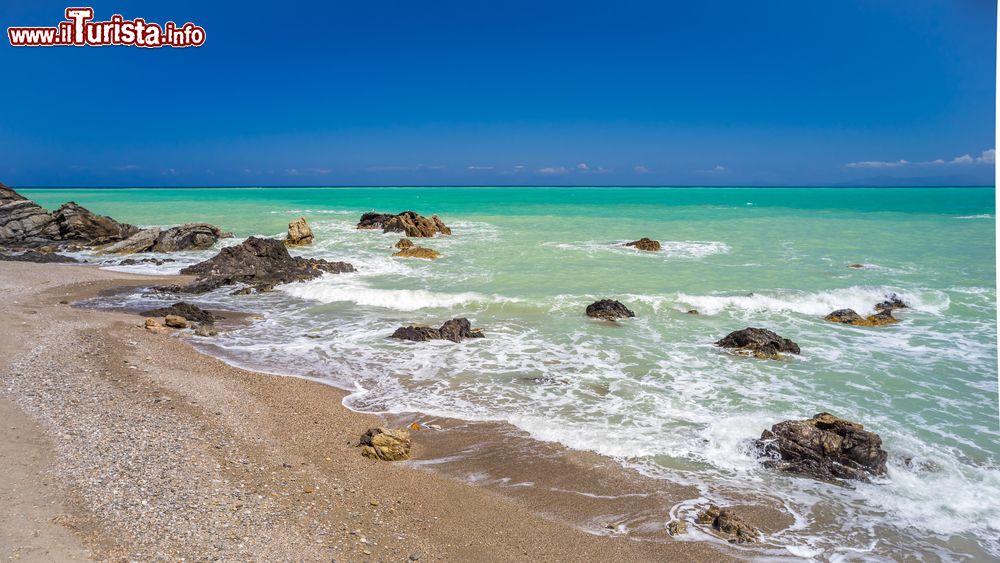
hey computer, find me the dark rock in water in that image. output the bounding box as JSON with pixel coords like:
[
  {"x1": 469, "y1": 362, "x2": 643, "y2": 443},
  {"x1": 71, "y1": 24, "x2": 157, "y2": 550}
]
[
  {"x1": 152, "y1": 223, "x2": 232, "y2": 252},
  {"x1": 686, "y1": 309, "x2": 699, "y2": 315},
  {"x1": 696, "y1": 505, "x2": 759, "y2": 544},
  {"x1": 624, "y1": 237, "x2": 661, "y2": 251},
  {"x1": 159, "y1": 236, "x2": 354, "y2": 294},
  {"x1": 1, "y1": 184, "x2": 138, "y2": 247},
  {"x1": 585, "y1": 299, "x2": 636, "y2": 321},
  {"x1": 357, "y1": 212, "x2": 395, "y2": 230},
  {"x1": 824, "y1": 309, "x2": 865, "y2": 324},
  {"x1": 825, "y1": 308, "x2": 898, "y2": 327},
  {"x1": 391, "y1": 318, "x2": 484, "y2": 343},
  {"x1": 140, "y1": 302, "x2": 216, "y2": 323},
  {"x1": 0, "y1": 250, "x2": 79, "y2": 263},
  {"x1": 875, "y1": 293, "x2": 907, "y2": 312},
  {"x1": 754, "y1": 412, "x2": 888, "y2": 482},
  {"x1": 847, "y1": 263, "x2": 865, "y2": 269},
  {"x1": 716, "y1": 327, "x2": 800, "y2": 359},
  {"x1": 357, "y1": 211, "x2": 451, "y2": 237}
]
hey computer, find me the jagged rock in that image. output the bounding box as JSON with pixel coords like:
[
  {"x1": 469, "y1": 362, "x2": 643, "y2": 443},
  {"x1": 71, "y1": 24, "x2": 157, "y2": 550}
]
[
  {"x1": 359, "y1": 427, "x2": 411, "y2": 461},
  {"x1": 696, "y1": 505, "x2": 760, "y2": 544},
  {"x1": 716, "y1": 327, "x2": 800, "y2": 359},
  {"x1": 0, "y1": 184, "x2": 138, "y2": 247},
  {"x1": 101, "y1": 228, "x2": 162, "y2": 254},
  {"x1": 825, "y1": 308, "x2": 898, "y2": 327},
  {"x1": 395, "y1": 238, "x2": 413, "y2": 250},
  {"x1": 284, "y1": 217, "x2": 314, "y2": 247},
  {"x1": 358, "y1": 211, "x2": 451, "y2": 237},
  {"x1": 357, "y1": 212, "x2": 395, "y2": 230},
  {"x1": 140, "y1": 302, "x2": 215, "y2": 323},
  {"x1": 51, "y1": 202, "x2": 139, "y2": 245},
  {"x1": 754, "y1": 412, "x2": 888, "y2": 481},
  {"x1": 160, "y1": 237, "x2": 354, "y2": 294},
  {"x1": 194, "y1": 324, "x2": 218, "y2": 337},
  {"x1": 152, "y1": 223, "x2": 232, "y2": 252},
  {"x1": 624, "y1": 237, "x2": 661, "y2": 251},
  {"x1": 164, "y1": 315, "x2": 189, "y2": 329},
  {"x1": 391, "y1": 318, "x2": 484, "y2": 343},
  {"x1": 0, "y1": 251, "x2": 79, "y2": 263},
  {"x1": 875, "y1": 294, "x2": 907, "y2": 312},
  {"x1": 585, "y1": 299, "x2": 635, "y2": 321},
  {"x1": 392, "y1": 246, "x2": 441, "y2": 260},
  {"x1": 667, "y1": 520, "x2": 688, "y2": 536}
]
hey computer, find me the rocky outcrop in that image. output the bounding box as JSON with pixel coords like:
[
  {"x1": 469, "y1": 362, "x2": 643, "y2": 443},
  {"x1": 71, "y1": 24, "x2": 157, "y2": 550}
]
[
  {"x1": 357, "y1": 211, "x2": 451, "y2": 237},
  {"x1": 624, "y1": 238, "x2": 661, "y2": 251},
  {"x1": 696, "y1": 505, "x2": 760, "y2": 544},
  {"x1": 152, "y1": 223, "x2": 232, "y2": 252},
  {"x1": 359, "y1": 427, "x2": 411, "y2": 461},
  {"x1": 1, "y1": 184, "x2": 139, "y2": 247},
  {"x1": 284, "y1": 217, "x2": 313, "y2": 247},
  {"x1": 159, "y1": 236, "x2": 354, "y2": 294},
  {"x1": 395, "y1": 238, "x2": 413, "y2": 250},
  {"x1": 0, "y1": 250, "x2": 80, "y2": 263},
  {"x1": 754, "y1": 412, "x2": 888, "y2": 482},
  {"x1": 875, "y1": 294, "x2": 907, "y2": 312},
  {"x1": 392, "y1": 246, "x2": 441, "y2": 260},
  {"x1": 101, "y1": 228, "x2": 162, "y2": 254},
  {"x1": 390, "y1": 318, "x2": 484, "y2": 343},
  {"x1": 825, "y1": 308, "x2": 898, "y2": 327},
  {"x1": 716, "y1": 327, "x2": 800, "y2": 359},
  {"x1": 140, "y1": 302, "x2": 215, "y2": 323},
  {"x1": 585, "y1": 299, "x2": 635, "y2": 321}
]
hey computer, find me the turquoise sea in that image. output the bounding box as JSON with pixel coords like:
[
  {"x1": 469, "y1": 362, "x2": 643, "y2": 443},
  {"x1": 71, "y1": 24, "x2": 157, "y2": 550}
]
[{"x1": 24, "y1": 187, "x2": 999, "y2": 560}]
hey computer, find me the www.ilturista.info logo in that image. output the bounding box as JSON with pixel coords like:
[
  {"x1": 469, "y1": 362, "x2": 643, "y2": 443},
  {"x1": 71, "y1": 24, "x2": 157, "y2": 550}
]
[{"x1": 8, "y1": 8, "x2": 205, "y2": 48}]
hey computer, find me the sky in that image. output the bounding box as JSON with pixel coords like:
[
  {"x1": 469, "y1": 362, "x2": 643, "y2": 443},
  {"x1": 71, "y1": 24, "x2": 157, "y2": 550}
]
[{"x1": 0, "y1": 0, "x2": 995, "y2": 187}]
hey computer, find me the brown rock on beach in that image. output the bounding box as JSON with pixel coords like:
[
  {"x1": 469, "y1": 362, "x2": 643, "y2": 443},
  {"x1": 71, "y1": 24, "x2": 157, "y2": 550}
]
[{"x1": 359, "y1": 427, "x2": 412, "y2": 461}]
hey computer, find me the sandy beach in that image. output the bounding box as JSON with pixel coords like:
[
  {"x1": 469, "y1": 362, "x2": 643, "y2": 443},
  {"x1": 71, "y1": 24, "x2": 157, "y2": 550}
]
[{"x1": 0, "y1": 261, "x2": 762, "y2": 561}]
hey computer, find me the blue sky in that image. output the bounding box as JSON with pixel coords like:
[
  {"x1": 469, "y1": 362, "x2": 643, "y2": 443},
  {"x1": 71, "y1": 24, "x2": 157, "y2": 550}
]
[{"x1": 0, "y1": 0, "x2": 995, "y2": 186}]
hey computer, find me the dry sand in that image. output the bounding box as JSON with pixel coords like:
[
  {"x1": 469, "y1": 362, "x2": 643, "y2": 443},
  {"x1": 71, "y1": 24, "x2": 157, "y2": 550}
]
[{"x1": 0, "y1": 261, "x2": 778, "y2": 561}]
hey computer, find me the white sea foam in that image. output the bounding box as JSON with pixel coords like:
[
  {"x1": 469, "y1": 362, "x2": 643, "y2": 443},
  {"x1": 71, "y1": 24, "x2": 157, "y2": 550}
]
[
  {"x1": 281, "y1": 277, "x2": 518, "y2": 311},
  {"x1": 954, "y1": 214, "x2": 993, "y2": 219},
  {"x1": 676, "y1": 286, "x2": 949, "y2": 316},
  {"x1": 545, "y1": 239, "x2": 730, "y2": 259}
]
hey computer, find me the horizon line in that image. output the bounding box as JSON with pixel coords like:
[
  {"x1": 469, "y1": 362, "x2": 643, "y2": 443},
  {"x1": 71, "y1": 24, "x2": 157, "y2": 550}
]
[{"x1": 13, "y1": 184, "x2": 997, "y2": 190}]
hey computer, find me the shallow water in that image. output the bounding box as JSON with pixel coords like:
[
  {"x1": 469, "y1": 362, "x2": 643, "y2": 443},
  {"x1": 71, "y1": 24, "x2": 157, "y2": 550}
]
[{"x1": 28, "y1": 186, "x2": 998, "y2": 560}]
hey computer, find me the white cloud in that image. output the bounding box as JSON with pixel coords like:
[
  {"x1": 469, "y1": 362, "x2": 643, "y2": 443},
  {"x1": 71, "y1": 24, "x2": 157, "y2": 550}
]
[
  {"x1": 696, "y1": 165, "x2": 730, "y2": 175},
  {"x1": 538, "y1": 166, "x2": 569, "y2": 175},
  {"x1": 466, "y1": 165, "x2": 495, "y2": 171},
  {"x1": 633, "y1": 165, "x2": 649, "y2": 174},
  {"x1": 846, "y1": 148, "x2": 995, "y2": 169},
  {"x1": 576, "y1": 163, "x2": 590, "y2": 171}
]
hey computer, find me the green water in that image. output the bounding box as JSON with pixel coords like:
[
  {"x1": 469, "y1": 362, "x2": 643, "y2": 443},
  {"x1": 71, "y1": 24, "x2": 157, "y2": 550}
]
[{"x1": 26, "y1": 186, "x2": 998, "y2": 560}]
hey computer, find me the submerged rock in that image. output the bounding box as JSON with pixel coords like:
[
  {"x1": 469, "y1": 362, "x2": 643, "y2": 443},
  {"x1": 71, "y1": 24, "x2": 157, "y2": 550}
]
[
  {"x1": 847, "y1": 263, "x2": 865, "y2": 269},
  {"x1": 754, "y1": 412, "x2": 888, "y2": 482},
  {"x1": 394, "y1": 238, "x2": 414, "y2": 250},
  {"x1": 825, "y1": 308, "x2": 898, "y2": 327},
  {"x1": 284, "y1": 217, "x2": 314, "y2": 247},
  {"x1": 585, "y1": 299, "x2": 636, "y2": 321},
  {"x1": 875, "y1": 293, "x2": 908, "y2": 312},
  {"x1": 392, "y1": 246, "x2": 441, "y2": 260},
  {"x1": 359, "y1": 427, "x2": 411, "y2": 461},
  {"x1": 161, "y1": 236, "x2": 354, "y2": 294},
  {"x1": 624, "y1": 237, "x2": 661, "y2": 251},
  {"x1": 390, "y1": 318, "x2": 484, "y2": 343},
  {"x1": 715, "y1": 327, "x2": 800, "y2": 359},
  {"x1": 696, "y1": 505, "x2": 760, "y2": 544},
  {"x1": 140, "y1": 302, "x2": 215, "y2": 323},
  {"x1": 194, "y1": 323, "x2": 218, "y2": 337},
  {"x1": 357, "y1": 211, "x2": 451, "y2": 237}
]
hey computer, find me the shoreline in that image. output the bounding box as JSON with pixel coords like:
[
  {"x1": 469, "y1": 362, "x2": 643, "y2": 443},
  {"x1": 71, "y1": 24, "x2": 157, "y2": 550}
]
[{"x1": 0, "y1": 261, "x2": 761, "y2": 561}]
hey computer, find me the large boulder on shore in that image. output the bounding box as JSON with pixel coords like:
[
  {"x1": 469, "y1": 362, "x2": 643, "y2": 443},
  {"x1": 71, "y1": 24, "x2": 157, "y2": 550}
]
[
  {"x1": 585, "y1": 299, "x2": 635, "y2": 321},
  {"x1": 390, "y1": 318, "x2": 484, "y2": 343},
  {"x1": 284, "y1": 217, "x2": 314, "y2": 247},
  {"x1": 160, "y1": 236, "x2": 354, "y2": 294},
  {"x1": 140, "y1": 302, "x2": 215, "y2": 323},
  {"x1": 153, "y1": 223, "x2": 232, "y2": 252},
  {"x1": 0, "y1": 184, "x2": 139, "y2": 247},
  {"x1": 359, "y1": 427, "x2": 411, "y2": 461},
  {"x1": 624, "y1": 237, "x2": 661, "y2": 251},
  {"x1": 357, "y1": 211, "x2": 451, "y2": 237},
  {"x1": 754, "y1": 412, "x2": 888, "y2": 482},
  {"x1": 716, "y1": 327, "x2": 800, "y2": 359},
  {"x1": 101, "y1": 228, "x2": 162, "y2": 254}
]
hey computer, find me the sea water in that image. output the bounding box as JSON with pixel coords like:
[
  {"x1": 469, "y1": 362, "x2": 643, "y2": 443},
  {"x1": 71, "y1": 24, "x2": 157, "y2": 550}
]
[{"x1": 25, "y1": 186, "x2": 998, "y2": 560}]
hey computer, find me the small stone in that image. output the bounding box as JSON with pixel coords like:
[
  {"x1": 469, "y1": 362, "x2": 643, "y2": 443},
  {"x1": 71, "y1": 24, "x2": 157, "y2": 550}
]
[
  {"x1": 409, "y1": 554, "x2": 421, "y2": 561},
  {"x1": 668, "y1": 520, "x2": 688, "y2": 535},
  {"x1": 164, "y1": 315, "x2": 188, "y2": 329}
]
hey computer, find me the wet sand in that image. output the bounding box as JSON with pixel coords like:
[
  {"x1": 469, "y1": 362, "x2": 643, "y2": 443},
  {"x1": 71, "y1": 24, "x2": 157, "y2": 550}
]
[{"x1": 0, "y1": 261, "x2": 782, "y2": 561}]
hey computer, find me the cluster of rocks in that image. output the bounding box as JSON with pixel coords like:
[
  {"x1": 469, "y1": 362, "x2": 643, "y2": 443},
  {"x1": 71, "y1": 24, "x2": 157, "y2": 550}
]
[
  {"x1": 357, "y1": 211, "x2": 451, "y2": 238},
  {"x1": 101, "y1": 223, "x2": 233, "y2": 254},
  {"x1": 158, "y1": 236, "x2": 355, "y2": 294},
  {"x1": 390, "y1": 318, "x2": 484, "y2": 343},
  {"x1": 825, "y1": 293, "x2": 908, "y2": 327},
  {"x1": 696, "y1": 505, "x2": 760, "y2": 544},
  {"x1": 141, "y1": 302, "x2": 219, "y2": 337}
]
